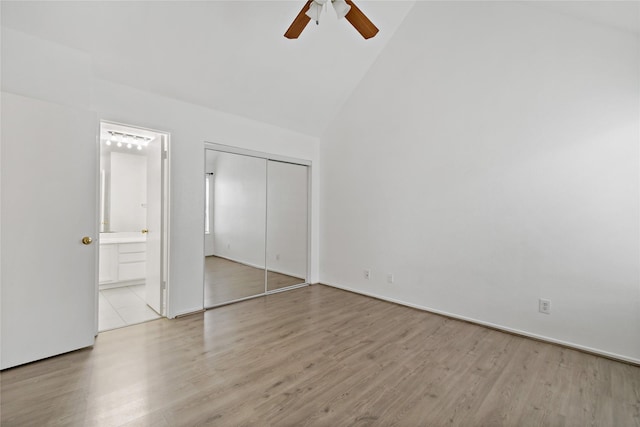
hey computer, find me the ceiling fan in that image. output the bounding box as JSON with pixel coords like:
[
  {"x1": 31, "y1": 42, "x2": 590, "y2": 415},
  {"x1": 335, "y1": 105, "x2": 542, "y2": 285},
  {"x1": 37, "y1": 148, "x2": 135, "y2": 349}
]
[{"x1": 284, "y1": 0, "x2": 379, "y2": 40}]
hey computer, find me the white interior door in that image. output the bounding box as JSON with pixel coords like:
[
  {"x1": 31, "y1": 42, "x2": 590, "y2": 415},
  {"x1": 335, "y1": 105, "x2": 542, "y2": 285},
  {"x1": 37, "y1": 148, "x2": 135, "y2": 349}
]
[
  {"x1": 145, "y1": 135, "x2": 163, "y2": 314},
  {"x1": 1, "y1": 93, "x2": 97, "y2": 370}
]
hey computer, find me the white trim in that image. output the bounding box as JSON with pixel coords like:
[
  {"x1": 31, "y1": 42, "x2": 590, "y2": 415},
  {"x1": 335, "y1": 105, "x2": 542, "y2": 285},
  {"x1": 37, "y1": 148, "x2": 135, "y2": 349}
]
[
  {"x1": 99, "y1": 279, "x2": 145, "y2": 290},
  {"x1": 162, "y1": 133, "x2": 171, "y2": 318},
  {"x1": 321, "y1": 281, "x2": 640, "y2": 366},
  {"x1": 203, "y1": 143, "x2": 313, "y2": 310},
  {"x1": 268, "y1": 267, "x2": 306, "y2": 280},
  {"x1": 97, "y1": 120, "x2": 172, "y2": 322},
  {"x1": 306, "y1": 164, "x2": 312, "y2": 285},
  {"x1": 93, "y1": 120, "x2": 101, "y2": 337},
  {"x1": 204, "y1": 141, "x2": 311, "y2": 166},
  {"x1": 202, "y1": 148, "x2": 207, "y2": 312},
  {"x1": 207, "y1": 254, "x2": 264, "y2": 271},
  {"x1": 264, "y1": 160, "x2": 269, "y2": 294}
]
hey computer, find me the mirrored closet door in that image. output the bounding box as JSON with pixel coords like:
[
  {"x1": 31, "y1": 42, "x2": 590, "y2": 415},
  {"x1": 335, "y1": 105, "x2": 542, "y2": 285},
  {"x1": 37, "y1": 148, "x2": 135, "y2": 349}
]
[
  {"x1": 204, "y1": 150, "x2": 267, "y2": 307},
  {"x1": 204, "y1": 148, "x2": 309, "y2": 308},
  {"x1": 266, "y1": 161, "x2": 308, "y2": 291}
]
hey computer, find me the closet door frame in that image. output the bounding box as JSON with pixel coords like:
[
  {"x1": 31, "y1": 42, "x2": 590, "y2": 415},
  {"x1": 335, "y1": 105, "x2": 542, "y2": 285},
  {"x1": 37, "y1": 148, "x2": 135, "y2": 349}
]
[{"x1": 203, "y1": 142, "x2": 311, "y2": 306}]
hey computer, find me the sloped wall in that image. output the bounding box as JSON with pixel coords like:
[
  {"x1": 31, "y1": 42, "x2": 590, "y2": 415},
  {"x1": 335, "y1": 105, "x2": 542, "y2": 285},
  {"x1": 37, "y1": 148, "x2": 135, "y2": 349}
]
[{"x1": 320, "y1": 2, "x2": 640, "y2": 361}]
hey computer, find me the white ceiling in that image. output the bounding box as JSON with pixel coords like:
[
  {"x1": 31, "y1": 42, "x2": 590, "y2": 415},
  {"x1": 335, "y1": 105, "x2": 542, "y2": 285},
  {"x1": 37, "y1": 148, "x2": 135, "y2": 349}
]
[
  {"x1": 530, "y1": 1, "x2": 640, "y2": 35},
  {"x1": 1, "y1": 1, "x2": 416, "y2": 137},
  {"x1": 1, "y1": 1, "x2": 637, "y2": 137}
]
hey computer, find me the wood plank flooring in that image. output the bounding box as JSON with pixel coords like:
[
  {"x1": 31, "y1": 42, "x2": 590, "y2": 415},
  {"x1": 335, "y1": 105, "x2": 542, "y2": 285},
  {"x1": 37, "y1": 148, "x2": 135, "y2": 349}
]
[{"x1": 2, "y1": 285, "x2": 639, "y2": 426}]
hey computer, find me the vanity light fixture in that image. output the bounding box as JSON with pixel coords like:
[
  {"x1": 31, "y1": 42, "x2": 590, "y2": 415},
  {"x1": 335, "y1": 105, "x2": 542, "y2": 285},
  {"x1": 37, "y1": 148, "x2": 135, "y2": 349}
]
[{"x1": 103, "y1": 131, "x2": 153, "y2": 150}]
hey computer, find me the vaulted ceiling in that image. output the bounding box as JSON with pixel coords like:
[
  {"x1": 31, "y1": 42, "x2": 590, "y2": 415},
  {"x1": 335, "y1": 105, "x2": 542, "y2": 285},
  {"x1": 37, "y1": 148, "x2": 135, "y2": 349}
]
[
  {"x1": 1, "y1": 1, "x2": 415, "y2": 137},
  {"x1": 1, "y1": 1, "x2": 638, "y2": 138}
]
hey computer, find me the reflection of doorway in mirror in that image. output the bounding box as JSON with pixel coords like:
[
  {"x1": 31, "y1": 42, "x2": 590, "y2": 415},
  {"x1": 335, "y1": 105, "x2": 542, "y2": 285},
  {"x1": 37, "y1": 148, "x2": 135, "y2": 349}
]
[
  {"x1": 204, "y1": 172, "x2": 214, "y2": 256},
  {"x1": 97, "y1": 122, "x2": 170, "y2": 332}
]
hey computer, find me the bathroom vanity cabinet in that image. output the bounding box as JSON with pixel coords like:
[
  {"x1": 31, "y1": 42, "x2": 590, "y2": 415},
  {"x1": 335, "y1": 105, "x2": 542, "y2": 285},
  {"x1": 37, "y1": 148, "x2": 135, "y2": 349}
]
[{"x1": 99, "y1": 234, "x2": 147, "y2": 288}]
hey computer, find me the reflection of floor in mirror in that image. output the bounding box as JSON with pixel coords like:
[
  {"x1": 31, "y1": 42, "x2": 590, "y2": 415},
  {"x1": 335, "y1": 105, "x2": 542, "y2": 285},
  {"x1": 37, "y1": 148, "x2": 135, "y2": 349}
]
[
  {"x1": 267, "y1": 270, "x2": 304, "y2": 291},
  {"x1": 204, "y1": 256, "x2": 305, "y2": 307},
  {"x1": 205, "y1": 256, "x2": 265, "y2": 306}
]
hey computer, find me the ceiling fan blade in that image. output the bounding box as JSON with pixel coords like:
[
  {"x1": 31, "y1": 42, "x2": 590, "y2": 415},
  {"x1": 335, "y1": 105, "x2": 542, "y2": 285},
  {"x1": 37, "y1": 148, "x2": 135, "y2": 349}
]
[
  {"x1": 344, "y1": 0, "x2": 379, "y2": 39},
  {"x1": 284, "y1": 0, "x2": 314, "y2": 39}
]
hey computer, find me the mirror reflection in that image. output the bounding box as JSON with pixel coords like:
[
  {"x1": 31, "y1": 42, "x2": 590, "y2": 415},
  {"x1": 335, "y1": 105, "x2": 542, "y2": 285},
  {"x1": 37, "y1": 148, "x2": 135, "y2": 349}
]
[
  {"x1": 100, "y1": 139, "x2": 149, "y2": 233},
  {"x1": 204, "y1": 149, "x2": 310, "y2": 308},
  {"x1": 204, "y1": 150, "x2": 266, "y2": 306},
  {"x1": 266, "y1": 161, "x2": 308, "y2": 290}
]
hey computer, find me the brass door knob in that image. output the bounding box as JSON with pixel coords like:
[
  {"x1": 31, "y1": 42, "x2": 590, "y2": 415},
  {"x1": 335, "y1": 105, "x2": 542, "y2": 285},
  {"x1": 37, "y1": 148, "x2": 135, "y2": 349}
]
[
  {"x1": 141, "y1": 229, "x2": 149, "y2": 234},
  {"x1": 81, "y1": 236, "x2": 93, "y2": 245}
]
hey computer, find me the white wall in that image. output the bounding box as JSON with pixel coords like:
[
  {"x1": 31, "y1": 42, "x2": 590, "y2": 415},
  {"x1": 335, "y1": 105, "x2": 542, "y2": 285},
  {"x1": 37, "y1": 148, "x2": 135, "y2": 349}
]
[
  {"x1": 2, "y1": 27, "x2": 320, "y2": 320},
  {"x1": 1, "y1": 29, "x2": 91, "y2": 110},
  {"x1": 320, "y1": 2, "x2": 640, "y2": 362},
  {"x1": 110, "y1": 152, "x2": 147, "y2": 232},
  {"x1": 92, "y1": 79, "x2": 319, "y2": 316}
]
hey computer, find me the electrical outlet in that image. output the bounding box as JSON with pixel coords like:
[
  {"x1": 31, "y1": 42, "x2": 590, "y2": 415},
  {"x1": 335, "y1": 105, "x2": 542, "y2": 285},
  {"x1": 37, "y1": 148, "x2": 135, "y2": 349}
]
[
  {"x1": 539, "y1": 299, "x2": 551, "y2": 314},
  {"x1": 364, "y1": 269, "x2": 371, "y2": 280},
  {"x1": 387, "y1": 274, "x2": 394, "y2": 284}
]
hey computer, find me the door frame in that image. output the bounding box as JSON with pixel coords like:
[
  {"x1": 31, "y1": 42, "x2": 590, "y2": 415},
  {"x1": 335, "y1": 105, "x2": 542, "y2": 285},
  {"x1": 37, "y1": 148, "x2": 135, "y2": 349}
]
[{"x1": 95, "y1": 121, "x2": 171, "y2": 334}]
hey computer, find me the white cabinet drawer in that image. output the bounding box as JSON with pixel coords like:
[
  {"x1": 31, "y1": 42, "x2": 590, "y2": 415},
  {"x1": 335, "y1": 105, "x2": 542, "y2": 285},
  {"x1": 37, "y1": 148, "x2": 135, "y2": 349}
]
[
  {"x1": 119, "y1": 252, "x2": 146, "y2": 263},
  {"x1": 119, "y1": 242, "x2": 146, "y2": 253},
  {"x1": 119, "y1": 262, "x2": 146, "y2": 281}
]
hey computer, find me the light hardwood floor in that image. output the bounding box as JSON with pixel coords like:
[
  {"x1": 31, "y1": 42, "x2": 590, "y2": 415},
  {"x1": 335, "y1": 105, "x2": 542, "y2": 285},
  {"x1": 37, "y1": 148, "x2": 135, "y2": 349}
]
[
  {"x1": 2, "y1": 285, "x2": 639, "y2": 426},
  {"x1": 205, "y1": 256, "x2": 305, "y2": 307}
]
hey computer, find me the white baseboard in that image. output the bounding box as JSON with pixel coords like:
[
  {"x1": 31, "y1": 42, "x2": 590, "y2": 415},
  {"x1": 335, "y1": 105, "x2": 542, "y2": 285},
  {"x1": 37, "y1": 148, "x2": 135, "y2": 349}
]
[
  {"x1": 99, "y1": 279, "x2": 144, "y2": 290},
  {"x1": 267, "y1": 267, "x2": 305, "y2": 280},
  {"x1": 321, "y1": 281, "x2": 640, "y2": 366},
  {"x1": 208, "y1": 254, "x2": 263, "y2": 270}
]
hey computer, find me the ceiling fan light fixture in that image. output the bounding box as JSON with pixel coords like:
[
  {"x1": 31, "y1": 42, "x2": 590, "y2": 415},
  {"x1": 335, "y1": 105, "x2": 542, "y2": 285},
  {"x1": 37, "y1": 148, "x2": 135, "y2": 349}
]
[
  {"x1": 305, "y1": 0, "x2": 327, "y2": 24},
  {"x1": 332, "y1": 0, "x2": 351, "y2": 19},
  {"x1": 285, "y1": 0, "x2": 377, "y2": 39}
]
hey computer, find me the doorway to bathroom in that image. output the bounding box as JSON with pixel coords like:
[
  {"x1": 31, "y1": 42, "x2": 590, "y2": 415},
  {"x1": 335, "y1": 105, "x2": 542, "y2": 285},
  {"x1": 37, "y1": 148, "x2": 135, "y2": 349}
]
[{"x1": 97, "y1": 122, "x2": 170, "y2": 332}]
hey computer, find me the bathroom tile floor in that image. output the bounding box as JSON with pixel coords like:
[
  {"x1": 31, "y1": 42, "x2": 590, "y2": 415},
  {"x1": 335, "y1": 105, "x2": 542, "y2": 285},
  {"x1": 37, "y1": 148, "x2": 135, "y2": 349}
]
[{"x1": 99, "y1": 284, "x2": 161, "y2": 332}]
